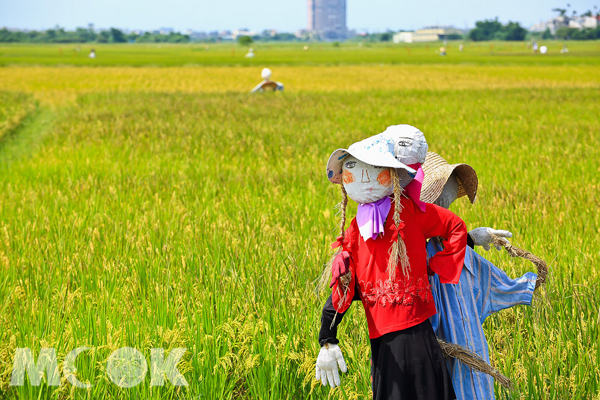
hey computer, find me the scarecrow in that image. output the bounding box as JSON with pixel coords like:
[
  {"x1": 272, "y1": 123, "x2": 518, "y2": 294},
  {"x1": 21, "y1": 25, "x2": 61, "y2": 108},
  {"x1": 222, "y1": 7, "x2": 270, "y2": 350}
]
[
  {"x1": 318, "y1": 125, "x2": 468, "y2": 400},
  {"x1": 251, "y1": 68, "x2": 284, "y2": 93},
  {"x1": 317, "y1": 151, "x2": 547, "y2": 399},
  {"x1": 422, "y1": 152, "x2": 540, "y2": 399}
]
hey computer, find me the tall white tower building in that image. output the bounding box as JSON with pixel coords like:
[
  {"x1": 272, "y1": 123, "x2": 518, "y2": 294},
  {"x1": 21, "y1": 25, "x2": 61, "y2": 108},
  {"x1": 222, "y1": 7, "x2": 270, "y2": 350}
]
[{"x1": 308, "y1": 0, "x2": 347, "y2": 40}]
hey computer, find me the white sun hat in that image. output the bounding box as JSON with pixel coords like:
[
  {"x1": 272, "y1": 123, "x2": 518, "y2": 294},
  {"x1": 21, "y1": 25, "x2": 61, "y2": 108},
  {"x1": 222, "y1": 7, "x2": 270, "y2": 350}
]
[{"x1": 326, "y1": 124, "x2": 428, "y2": 184}]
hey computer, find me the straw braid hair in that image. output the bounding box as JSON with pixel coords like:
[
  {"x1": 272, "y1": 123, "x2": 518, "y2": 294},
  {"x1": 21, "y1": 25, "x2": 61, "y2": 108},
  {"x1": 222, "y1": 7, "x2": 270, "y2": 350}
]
[
  {"x1": 317, "y1": 185, "x2": 349, "y2": 292},
  {"x1": 339, "y1": 185, "x2": 348, "y2": 240},
  {"x1": 335, "y1": 185, "x2": 353, "y2": 292},
  {"x1": 388, "y1": 168, "x2": 410, "y2": 281}
]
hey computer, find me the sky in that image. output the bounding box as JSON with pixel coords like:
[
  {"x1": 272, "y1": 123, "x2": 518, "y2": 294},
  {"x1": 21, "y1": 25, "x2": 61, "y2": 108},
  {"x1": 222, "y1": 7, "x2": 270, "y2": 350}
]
[{"x1": 1, "y1": 0, "x2": 599, "y2": 33}]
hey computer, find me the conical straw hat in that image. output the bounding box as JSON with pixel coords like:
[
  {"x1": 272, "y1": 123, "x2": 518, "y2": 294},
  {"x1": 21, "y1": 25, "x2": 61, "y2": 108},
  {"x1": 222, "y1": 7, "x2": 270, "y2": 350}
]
[{"x1": 420, "y1": 152, "x2": 478, "y2": 204}]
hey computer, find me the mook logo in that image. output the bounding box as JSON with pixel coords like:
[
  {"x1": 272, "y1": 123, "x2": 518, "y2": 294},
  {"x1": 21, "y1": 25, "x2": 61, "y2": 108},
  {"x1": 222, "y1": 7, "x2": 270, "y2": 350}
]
[{"x1": 10, "y1": 347, "x2": 188, "y2": 388}]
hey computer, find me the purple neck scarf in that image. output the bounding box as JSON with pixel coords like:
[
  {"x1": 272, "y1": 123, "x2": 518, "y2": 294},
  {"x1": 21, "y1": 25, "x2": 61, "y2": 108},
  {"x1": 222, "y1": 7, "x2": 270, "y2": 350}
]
[{"x1": 356, "y1": 196, "x2": 391, "y2": 241}]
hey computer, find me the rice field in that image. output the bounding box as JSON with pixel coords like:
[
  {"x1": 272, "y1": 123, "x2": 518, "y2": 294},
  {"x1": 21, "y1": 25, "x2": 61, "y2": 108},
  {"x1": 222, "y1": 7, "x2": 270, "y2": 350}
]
[
  {"x1": 0, "y1": 42, "x2": 599, "y2": 399},
  {"x1": 1, "y1": 41, "x2": 600, "y2": 67},
  {"x1": 0, "y1": 92, "x2": 35, "y2": 142}
]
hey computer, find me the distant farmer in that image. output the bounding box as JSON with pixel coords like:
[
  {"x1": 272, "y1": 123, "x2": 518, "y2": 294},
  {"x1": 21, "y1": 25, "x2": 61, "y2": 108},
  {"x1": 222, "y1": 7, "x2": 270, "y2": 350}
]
[
  {"x1": 88, "y1": 49, "x2": 96, "y2": 59},
  {"x1": 251, "y1": 68, "x2": 284, "y2": 93}
]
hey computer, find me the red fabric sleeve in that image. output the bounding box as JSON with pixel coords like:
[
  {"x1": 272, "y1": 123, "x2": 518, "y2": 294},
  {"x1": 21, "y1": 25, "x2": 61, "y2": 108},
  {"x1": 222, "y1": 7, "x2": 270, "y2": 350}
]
[
  {"x1": 331, "y1": 221, "x2": 357, "y2": 312},
  {"x1": 419, "y1": 204, "x2": 467, "y2": 284},
  {"x1": 331, "y1": 270, "x2": 355, "y2": 313}
]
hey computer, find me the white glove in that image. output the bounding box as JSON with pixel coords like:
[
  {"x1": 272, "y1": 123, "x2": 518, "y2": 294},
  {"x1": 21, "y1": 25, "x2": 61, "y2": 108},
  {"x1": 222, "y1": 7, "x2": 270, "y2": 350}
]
[
  {"x1": 468, "y1": 227, "x2": 513, "y2": 251},
  {"x1": 315, "y1": 343, "x2": 347, "y2": 388}
]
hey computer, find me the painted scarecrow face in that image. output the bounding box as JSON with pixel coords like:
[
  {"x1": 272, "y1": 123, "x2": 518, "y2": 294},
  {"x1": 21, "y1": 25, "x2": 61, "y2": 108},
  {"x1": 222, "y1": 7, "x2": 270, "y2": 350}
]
[
  {"x1": 434, "y1": 174, "x2": 459, "y2": 209},
  {"x1": 342, "y1": 156, "x2": 410, "y2": 204}
]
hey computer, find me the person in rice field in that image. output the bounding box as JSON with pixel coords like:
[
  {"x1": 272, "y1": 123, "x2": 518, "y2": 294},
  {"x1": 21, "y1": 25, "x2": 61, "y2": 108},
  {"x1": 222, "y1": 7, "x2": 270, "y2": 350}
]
[
  {"x1": 318, "y1": 125, "x2": 467, "y2": 400},
  {"x1": 317, "y1": 151, "x2": 539, "y2": 400}
]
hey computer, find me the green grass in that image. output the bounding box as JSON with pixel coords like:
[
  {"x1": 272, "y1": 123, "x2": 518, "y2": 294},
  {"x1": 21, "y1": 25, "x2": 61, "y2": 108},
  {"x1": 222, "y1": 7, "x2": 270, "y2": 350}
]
[{"x1": 1, "y1": 41, "x2": 600, "y2": 67}]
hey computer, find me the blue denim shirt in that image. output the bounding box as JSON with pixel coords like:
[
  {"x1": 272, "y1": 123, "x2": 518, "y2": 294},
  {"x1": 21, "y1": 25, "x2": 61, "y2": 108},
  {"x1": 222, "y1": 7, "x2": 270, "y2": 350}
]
[{"x1": 428, "y1": 240, "x2": 537, "y2": 400}]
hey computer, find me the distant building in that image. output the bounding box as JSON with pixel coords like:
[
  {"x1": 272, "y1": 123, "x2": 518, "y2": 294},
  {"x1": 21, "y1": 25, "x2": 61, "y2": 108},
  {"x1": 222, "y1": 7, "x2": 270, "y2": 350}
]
[
  {"x1": 530, "y1": 15, "x2": 598, "y2": 34},
  {"x1": 232, "y1": 29, "x2": 257, "y2": 39},
  {"x1": 393, "y1": 26, "x2": 463, "y2": 43},
  {"x1": 307, "y1": 0, "x2": 347, "y2": 40},
  {"x1": 530, "y1": 16, "x2": 569, "y2": 34},
  {"x1": 568, "y1": 15, "x2": 598, "y2": 29},
  {"x1": 393, "y1": 32, "x2": 419, "y2": 43},
  {"x1": 295, "y1": 29, "x2": 308, "y2": 38},
  {"x1": 219, "y1": 30, "x2": 233, "y2": 41},
  {"x1": 159, "y1": 27, "x2": 174, "y2": 35},
  {"x1": 188, "y1": 31, "x2": 208, "y2": 41}
]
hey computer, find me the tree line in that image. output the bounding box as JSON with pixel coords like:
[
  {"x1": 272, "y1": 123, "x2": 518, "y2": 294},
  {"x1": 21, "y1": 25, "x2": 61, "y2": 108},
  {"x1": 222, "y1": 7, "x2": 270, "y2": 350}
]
[
  {"x1": 540, "y1": 26, "x2": 600, "y2": 40},
  {"x1": 467, "y1": 19, "x2": 527, "y2": 41},
  {"x1": 0, "y1": 27, "x2": 190, "y2": 43},
  {"x1": 3, "y1": 17, "x2": 600, "y2": 44}
]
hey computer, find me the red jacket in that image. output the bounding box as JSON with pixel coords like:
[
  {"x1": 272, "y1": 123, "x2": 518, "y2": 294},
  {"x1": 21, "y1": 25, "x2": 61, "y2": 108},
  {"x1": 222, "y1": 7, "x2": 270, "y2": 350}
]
[{"x1": 332, "y1": 196, "x2": 467, "y2": 339}]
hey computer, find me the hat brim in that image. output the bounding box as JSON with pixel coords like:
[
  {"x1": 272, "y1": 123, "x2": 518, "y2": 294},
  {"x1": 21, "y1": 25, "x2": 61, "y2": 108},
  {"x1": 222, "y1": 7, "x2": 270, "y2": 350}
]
[
  {"x1": 420, "y1": 152, "x2": 478, "y2": 204},
  {"x1": 326, "y1": 148, "x2": 416, "y2": 184}
]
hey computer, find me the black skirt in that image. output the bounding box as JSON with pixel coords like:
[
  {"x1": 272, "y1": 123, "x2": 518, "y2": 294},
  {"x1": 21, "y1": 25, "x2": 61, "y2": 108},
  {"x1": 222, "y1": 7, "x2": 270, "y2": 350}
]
[{"x1": 370, "y1": 319, "x2": 456, "y2": 400}]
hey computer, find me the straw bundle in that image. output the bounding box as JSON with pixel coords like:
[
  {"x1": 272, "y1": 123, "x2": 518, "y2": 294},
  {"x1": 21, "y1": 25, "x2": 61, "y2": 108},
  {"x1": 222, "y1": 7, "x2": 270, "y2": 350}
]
[
  {"x1": 437, "y1": 339, "x2": 513, "y2": 389},
  {"x1": 490, "y1": 235, "x2": 549, "y2": 289}
]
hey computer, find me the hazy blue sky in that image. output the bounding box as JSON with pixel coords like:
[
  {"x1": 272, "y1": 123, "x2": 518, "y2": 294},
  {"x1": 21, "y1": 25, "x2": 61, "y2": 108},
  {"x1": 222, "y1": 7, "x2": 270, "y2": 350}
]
[{"x1": 1, "y1": 0, "x2": 598, "y2": 32}]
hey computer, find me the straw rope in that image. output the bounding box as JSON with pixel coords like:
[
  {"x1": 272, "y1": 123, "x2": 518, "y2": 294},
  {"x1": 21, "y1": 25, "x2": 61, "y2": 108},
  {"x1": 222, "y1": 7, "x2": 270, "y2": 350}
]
[
  {"x1": 490, "y1": 235, "x2": 549, "y2": 290},
  {"x1": 388, "y1": 169, "x2": 410, "y2": 281},
  {"x1": 437, "y1": 339, "x2": 513, "y2": 390},
  {"x1": 433, "y1": 234, "x2": 551, "y2": 390}
]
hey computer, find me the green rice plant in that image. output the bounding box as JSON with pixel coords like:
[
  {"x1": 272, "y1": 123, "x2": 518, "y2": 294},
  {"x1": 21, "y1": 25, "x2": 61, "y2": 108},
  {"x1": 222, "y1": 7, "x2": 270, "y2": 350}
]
[
  {"x1": 1, "y1": 41, "x2": 599, "y2": 67},
  {"x1": 0, "y1": 91, "x2": 36, "y2": 142}
]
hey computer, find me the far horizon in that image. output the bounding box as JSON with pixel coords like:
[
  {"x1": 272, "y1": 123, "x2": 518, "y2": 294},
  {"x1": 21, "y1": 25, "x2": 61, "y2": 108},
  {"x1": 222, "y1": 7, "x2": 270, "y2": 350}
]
[{"x1": 1, "y1": 0, "x2": 599, "y2": 33}]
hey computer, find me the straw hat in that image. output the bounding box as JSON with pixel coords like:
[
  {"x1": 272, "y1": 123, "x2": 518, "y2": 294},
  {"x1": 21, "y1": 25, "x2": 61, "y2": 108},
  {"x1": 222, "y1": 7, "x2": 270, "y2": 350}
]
[{"x1": 420, "y1": 152, "x2": 478, "y2": 204}]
